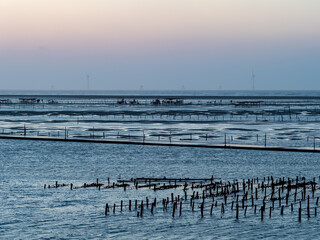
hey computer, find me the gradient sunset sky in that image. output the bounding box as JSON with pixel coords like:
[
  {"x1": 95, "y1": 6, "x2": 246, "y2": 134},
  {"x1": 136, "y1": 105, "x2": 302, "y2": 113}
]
[{"x1": 1, "y1": 0, "x2": 320, "y2": 90}]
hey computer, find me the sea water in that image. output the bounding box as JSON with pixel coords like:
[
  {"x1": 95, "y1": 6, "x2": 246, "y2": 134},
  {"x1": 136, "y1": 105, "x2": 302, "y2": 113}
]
[
  {"x1": 1, "y1": 140, "x2": 320, "y2": 239},
  {"x1": 1, "y1": 90, "x2": 320, "y2": 239}
]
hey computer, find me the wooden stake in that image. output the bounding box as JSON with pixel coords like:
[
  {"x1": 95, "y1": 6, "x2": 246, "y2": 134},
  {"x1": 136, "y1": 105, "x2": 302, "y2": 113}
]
[
  {"x1": 201, "y1": 202, "x2": 204, "y2": 218},
  {"x1": 299, "y1": 207, "x2": 301, "y2": 222},
  {"x1": 269, "y1": 206, "x2": 272, "y2": 218},
  {"x1": 105, "y1": 203, "x2": 109, "y2": 216},
  {"x1": 236, "y1": 204, "x2": 239, "y2": 219}
]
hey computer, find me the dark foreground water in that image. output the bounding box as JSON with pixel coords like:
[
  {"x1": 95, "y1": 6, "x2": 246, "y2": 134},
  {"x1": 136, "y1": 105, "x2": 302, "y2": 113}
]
[{"x1": 1, "y1": 139, "x2": 320, "y2": 239}]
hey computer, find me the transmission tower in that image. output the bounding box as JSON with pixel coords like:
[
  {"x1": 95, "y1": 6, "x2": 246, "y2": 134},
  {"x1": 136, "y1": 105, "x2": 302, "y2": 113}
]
[{"x1": 251, "y1": 71, "x2": 255, "y2": 90}]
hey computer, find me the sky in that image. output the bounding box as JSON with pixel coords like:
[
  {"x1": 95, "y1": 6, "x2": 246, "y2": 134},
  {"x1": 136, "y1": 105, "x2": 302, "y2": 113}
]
[{"x1": 0, "y1": 0, "x2": 320, "y2": 90}]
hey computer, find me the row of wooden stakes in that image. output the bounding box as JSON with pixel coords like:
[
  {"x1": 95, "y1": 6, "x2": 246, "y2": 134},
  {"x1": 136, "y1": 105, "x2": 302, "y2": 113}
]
[
  {"x1": 44, "y1": 175, "x2": 320, "y2": 221},
  {"x1": 103, "y1": 176, "x2": 320, "y2": 222}
]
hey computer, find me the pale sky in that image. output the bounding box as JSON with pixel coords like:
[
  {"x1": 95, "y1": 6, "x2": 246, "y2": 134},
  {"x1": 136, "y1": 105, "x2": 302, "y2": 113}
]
[{"x1": 0, "y1": 0, "x2": 320, "y2": 90}]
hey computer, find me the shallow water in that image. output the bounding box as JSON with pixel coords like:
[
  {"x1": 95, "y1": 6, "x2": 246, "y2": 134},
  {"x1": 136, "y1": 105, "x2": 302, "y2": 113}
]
[
  {"x1": 2, "y1": 92, "x2": 320, "y2": 149},
  {"x1": 1, "y1": 139, "x2": 320, "y2": 239},
  {"x1": 2, "y1": 91, "x2": 320, "y2": 239}
]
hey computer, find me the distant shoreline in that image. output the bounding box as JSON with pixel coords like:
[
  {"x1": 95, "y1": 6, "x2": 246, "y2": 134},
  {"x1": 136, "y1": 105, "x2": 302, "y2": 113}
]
[
  {"x1": 1, "y1": 89, "x2": 320, "y2": 99},
  {"x1": 2, "y1": 94, "x2": 320, "y2": 100}
]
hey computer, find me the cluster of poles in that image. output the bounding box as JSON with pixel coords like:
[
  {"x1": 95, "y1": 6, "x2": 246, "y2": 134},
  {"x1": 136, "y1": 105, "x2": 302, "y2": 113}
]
[{"x1": 44, "y1": 175, "x2": 320, "y2": 222}]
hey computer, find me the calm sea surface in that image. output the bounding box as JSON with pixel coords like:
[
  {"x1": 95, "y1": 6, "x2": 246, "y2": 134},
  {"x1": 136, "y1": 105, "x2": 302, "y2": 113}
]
[{"x1": 1, "y1": 91, "x2": 320, "y2": 239}]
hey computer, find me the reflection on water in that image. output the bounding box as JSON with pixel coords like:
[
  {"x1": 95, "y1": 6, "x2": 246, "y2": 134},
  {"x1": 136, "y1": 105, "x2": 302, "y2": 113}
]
[
  {"x1": 1, "y1": 91, "x2": 320, "y2": 239},
  {"x1": 1, "y1": 91, "x2": 320, "y2": 148},
  {"x1": 1, "y1": 140, "x2": 320, "y2": 239}
]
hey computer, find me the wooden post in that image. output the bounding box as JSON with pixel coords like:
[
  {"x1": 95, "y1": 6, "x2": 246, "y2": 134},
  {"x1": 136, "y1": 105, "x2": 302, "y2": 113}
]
[
  {"x1": 172, "y1": 202, "x2": 176, "y2": 217},
  {"x1": 141, "y1": 201, "x2": 144, "y2": 217},
  {"x1": 201, "y1": 202, "x2": 204, "y2": 218},
  {"x1": 105, "y1": 203, "x2": 109, "y2": 216},
  {"x1": 279, "y1": 190, "x2": 281, "y2": 207},
  {"x1": 299, "y1": 207, "x2": 301, "y2": 222},
  {"x1": 307, "y1": 195, "x2": 310, "y2": 218},
  {"x1": 269, "y1": 206, "x2": 272, "y2": 218},
  {"x1": 179, "y1": 202, "x2": 182, "y2": 216},
  {"x1": 129, "y1": 200, "x2": 132, "y2": 211},
  {"x1": 236, "y1": 204, "x2": 239, "y2": 219}
]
